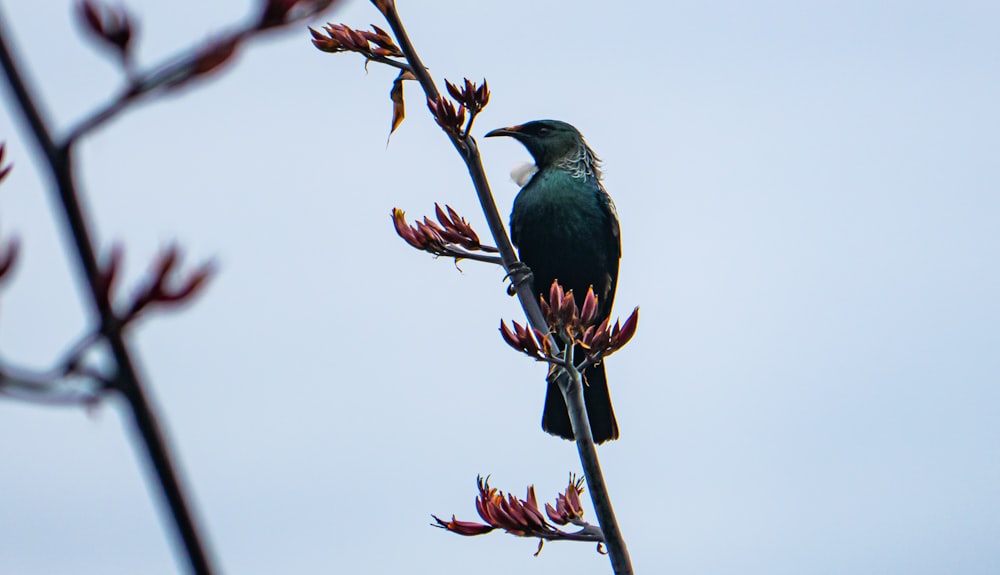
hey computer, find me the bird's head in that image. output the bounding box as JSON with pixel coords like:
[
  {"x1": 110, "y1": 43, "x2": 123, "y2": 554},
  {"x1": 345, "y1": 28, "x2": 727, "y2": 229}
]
[{"x1": 485, "y1": 119, "x2": 586, "y2": 168}]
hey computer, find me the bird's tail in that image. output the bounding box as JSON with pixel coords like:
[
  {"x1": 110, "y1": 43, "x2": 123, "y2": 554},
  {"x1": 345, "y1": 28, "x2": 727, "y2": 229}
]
[{"x1": 541, "y1": 361, "x2": 619, "y2": 444}]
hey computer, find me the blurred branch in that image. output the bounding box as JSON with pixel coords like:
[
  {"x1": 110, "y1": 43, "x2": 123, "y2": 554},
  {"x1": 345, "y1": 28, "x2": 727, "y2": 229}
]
[
  {"x1": 0, "y1": 13, "x2": 216, "y2": 573},
  {"x1": 0, "y1": 1, "x2": 339, "y2": 572},
  {"x1": 0, "y1": 223, "x2": 108, "y2": 405},
  {"x1": 0, "y1": 361, "x2": 109, "y2": 406},
  {"x1": 66, "y1": 0, "x2": 337, "y2": 145}
]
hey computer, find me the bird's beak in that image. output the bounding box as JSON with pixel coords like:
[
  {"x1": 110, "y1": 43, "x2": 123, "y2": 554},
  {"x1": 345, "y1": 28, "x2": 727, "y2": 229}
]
[{"x1": 484, "y1": 125, "x2": 523, "y2": 138}]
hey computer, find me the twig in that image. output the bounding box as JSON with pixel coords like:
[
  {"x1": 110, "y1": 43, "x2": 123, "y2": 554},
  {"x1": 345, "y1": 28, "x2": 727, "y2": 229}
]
[
  {"x1": 370, "y1": 1, "x2": 632, "y2": 572},
  {"x1": 64, "y1": 88, "x2": 133, "y2": 145},
  {"x1": 562, "y1": 347, "x2": 629, "y2": 571},
  {"x1": 366, "y1": 53, "x2": 412, "y2": 73},
  {"x1": 442, "y1": 250, "x2": 503, "y2": 265},
  {"x1": 0, "y1": 364, "x2": 108, "y2": 406},
  {"x1": 0, "y1": 326, "x2": 107, "y2": 404}
]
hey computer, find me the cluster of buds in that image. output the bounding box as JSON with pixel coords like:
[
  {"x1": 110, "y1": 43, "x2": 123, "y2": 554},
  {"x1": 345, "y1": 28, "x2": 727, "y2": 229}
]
[
  {"x1": 311, "y1": 25, "x2": 490, "y2": 140},
  {"x1": 546, "y1": 475, "x2": 588, "y2": 527},
  {"x1": 309, "y1": 23, "x2": 403, "y2": 59},
  {"x1": 391, "y1": 205, "x2": 499, "y2": 262},
  {"x1": 433, "y1": 475, "x2": 601, "y2": 555},
  {"x1": 77, "y1": 0, "x2": 134, "y2": 60},
  {"x1": 97, "y1": 244, "x2": 215, "y2": 328},
  {"x1": 429, "y1": 78, "x2": 490, "y2": 137},
  {"x1": 501, "y1": 281, "x2": 639, "y2": 368},
  {"x1": 427, "y1": 95, "x2": 466, "y2": 137},
  {"x1": 311, "y1": 22, "x2": 412, "y2": 136},
  {"x1": 447, "y1": 78, "x2": 490, "y2": 116},
  {"x1": 539, "y1": 281, "x2": 599, "y2": 342}
]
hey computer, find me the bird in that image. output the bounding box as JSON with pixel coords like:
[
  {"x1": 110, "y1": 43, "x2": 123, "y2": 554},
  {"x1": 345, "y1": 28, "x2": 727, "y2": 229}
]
[{"x1": 485, "y1": 120, "x2": 621, "y2": 444}]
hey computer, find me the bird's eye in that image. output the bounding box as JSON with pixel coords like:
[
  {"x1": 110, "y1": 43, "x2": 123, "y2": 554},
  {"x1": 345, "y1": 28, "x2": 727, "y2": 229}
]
[{"x1": 536, "y1": 127, "x2": 551, "y2": 136}]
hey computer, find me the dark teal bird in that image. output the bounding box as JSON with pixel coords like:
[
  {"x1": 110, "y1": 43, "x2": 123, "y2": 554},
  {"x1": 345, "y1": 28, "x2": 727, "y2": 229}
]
[{"x1": 485, "y1": 120, "x2": 621, "y2": 444}]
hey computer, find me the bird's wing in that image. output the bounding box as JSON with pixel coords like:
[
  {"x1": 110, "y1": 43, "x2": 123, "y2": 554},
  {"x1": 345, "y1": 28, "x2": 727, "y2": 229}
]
[{"x1": 598, "y1": 183, "x2": 622, "y2": 318}]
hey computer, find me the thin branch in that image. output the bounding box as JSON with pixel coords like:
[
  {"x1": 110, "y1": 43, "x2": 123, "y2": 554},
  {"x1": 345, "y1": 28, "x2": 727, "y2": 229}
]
[
  {"x1": 442, "y1": 250, "x2": 503, "y2": 265},
  {"x1": 64, "y1": 88, "x2": 133, "y2": 146},
  {"x1": 0, "y1": 364, "x2": 107, "y2": 406},
  {"x1": 0, "y1": 326, "x2": 107, "y2": 405},
  {"x1": 366, "y1": 53, "x2": 412, "y2": 73},
  {"x1": 370, "y1": 2, "x2": 632, "y2": 572},
  {"x1": 544, "y1": 531, "x2": 604, "y2": 543},
  {"x1": 562, "y1": 348, "x2": 628, "y2": 571}
]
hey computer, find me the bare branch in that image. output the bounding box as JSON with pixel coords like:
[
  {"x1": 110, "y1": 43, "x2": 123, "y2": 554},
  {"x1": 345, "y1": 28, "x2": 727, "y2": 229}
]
[{"x1": 0, "y1": 362, "x2": 109, "y2": 407}]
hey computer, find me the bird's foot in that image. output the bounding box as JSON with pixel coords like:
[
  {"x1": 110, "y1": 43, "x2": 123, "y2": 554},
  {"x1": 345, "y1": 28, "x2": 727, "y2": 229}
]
[{"x1": 504, "y1": 261, "x2": 534, "y2": 296}]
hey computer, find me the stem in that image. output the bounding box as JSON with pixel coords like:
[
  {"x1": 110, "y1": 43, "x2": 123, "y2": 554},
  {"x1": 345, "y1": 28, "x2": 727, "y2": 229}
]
[
  {"x1": 373, "y1": 2, "x2": 632, "y2": 572},
  {"x1": 0, "y1": 11, "x2": 215, "y2": 575},
  {"x1": 367, "y1": 54, "x2": 412, "y2": 73},
  {"x1": 563, "y1": 348, "x2": 632, "y2": 571},
  {"x1": 438, "y1": 247, "x2": 503, "y2": 265},
  {"x1": 543, "y1": 530, "x2": 604, "y2": 543}
]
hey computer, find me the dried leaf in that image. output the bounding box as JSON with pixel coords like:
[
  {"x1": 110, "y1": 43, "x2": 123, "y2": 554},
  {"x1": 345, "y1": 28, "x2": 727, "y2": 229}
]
[{"x1": 389, "y1": 69, "x2": 416, "y2": 139}]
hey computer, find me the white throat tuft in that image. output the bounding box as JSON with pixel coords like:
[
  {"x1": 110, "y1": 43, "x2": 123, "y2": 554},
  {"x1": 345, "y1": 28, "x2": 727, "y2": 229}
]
[{"x1": 510, "y1": 162, "x2": 538, "y2": 187}]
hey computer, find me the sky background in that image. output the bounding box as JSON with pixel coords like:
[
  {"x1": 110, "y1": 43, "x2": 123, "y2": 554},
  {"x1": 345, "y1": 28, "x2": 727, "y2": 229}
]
[{"x1": 1, "y1": 0, "x2": 998, "y2": 573}]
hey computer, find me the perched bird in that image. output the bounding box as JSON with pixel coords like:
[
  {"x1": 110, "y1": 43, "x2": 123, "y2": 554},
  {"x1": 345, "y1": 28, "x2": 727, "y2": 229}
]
[{"x1": 485, "y1": 120, "x2": 621, "y2": 444}]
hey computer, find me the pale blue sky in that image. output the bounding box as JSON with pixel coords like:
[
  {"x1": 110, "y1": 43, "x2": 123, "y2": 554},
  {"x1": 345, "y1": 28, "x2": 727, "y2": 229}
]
[{"x1": 1, "y1": 1, "x2": 998, "y2": 573}]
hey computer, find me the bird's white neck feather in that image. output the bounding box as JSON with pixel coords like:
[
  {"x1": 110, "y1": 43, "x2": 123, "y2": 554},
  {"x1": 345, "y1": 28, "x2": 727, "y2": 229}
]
[{"x1": 510, "y1": 162, "x2": 538, "y2": 187}]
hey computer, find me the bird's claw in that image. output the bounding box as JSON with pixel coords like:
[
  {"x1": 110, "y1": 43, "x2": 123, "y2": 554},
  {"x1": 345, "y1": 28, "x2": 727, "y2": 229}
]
[{"x1": 504, "y1": 261, "x2": 533, "y2": 296}]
